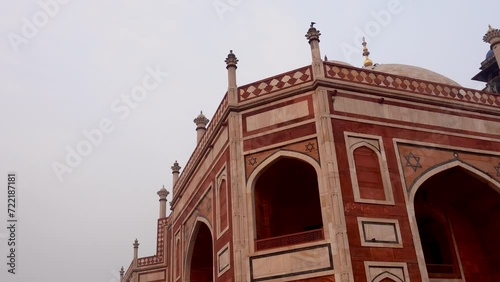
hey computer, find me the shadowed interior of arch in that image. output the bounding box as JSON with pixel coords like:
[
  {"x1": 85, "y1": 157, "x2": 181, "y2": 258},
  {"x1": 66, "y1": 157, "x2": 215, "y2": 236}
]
[
  {"x1": 189, "y1": 223, "x2": 213, "y2": 282},
  {"x1": 254, "y1": 157, "x2": 324, "y2": 250},
  {"x1": 414, "y1": 166, "x2": 500, "y2": 280}
]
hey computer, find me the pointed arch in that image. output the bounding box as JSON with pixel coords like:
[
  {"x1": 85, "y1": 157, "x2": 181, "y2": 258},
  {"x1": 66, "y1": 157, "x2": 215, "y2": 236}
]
[
  {"x1": 185, "y1": 217, "x2": 214, "y2": 282},
  {"x1": 246, "y1": 150, "x2": 322, "y2": 189},
  {"x1": 246, "y1": 150, "x2": 325, "y2": 251},
  {"x1": 350, "y1": 140, "x2": 381, "y2": 153},
  {"x1": 174, "y1": 234, "x2": 181, "y2": 279},
  {"x1": 215, "y1": 166, "x2": 229, "y2": 238},
  {"x1": 407, "y1": 161, "x2": 500, "y2": 280},
  {"x1": 408, "y1": 159, "x2": 500, "y2": 202},
  {"x1": 345, "y1": 134, "x2": 394, "y2": 205},
  {"x1": 352, "y1": 145, "x2": 386, "y2": 201}
]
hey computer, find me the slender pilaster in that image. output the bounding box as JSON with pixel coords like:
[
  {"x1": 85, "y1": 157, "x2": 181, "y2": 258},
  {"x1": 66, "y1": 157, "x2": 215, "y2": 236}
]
[
  {"x1": 312, "y1": 86, "x2": 354, "y2": 282},
  {"x1": 223, "y1": 49, "x2": 246, "y2": 282}
]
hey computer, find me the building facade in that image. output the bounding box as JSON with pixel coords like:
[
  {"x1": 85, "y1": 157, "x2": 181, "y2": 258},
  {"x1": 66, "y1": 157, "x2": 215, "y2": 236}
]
[{"x1": 119, "y1": 24, "x2": 500, "y2": 282}]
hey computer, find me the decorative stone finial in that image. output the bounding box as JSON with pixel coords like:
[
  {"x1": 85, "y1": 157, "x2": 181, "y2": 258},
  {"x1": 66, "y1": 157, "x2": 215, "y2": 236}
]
[
  {"x1": 225, "y1": 50, "x2": 238, "y2": 69},
  {"x1": 305, "y1": 22, "x2": 321, "y2": 43},
  {"x1": 119, "y1": 266, "x2": 124, "y2": 277},
  {"x1": 157, "y1": 185, "x2": 169, "y2": 218},
  {"x1": 171, "y1": 160, "x2": 181, "y2": 188},
  {"x1": 194, "y1": 111, "x2": 210, "y2": 143},
  {"x1": 194, "y1": 111, "x2": 209, "y2": 127},
  {"x1": 133, "y1": 239, "x2": 139, "y2": 248},
  {"x1": 484, "y1": 25, "x2": 500, "y2": 43},
  {"x1": 362, "y1": 37, "x2": 373, "y2": 67},
  {"x1": 157, "y1": 185, "x2": 169, "y2": 199},
  {"x1": 171, "y1": 160, "x2": 181, "y2": 173}
]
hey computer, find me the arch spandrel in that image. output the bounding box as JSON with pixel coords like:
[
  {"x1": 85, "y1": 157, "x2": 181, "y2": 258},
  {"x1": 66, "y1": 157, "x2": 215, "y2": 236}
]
[
  {"x1": 183, "y1": 189, "x2": 214, "y2": 245},
  {"x1": 395, "y1": 143, "x2": 500, "y2": 196},
  {"x1": 244, "y1": 138, "x2": 320, "y2": 180}
]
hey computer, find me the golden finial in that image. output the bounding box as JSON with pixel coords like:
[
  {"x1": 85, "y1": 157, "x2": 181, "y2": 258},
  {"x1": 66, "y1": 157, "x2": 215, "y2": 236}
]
[{"x1": 362, "y1": 37, "x2": 373, "y2": 67}]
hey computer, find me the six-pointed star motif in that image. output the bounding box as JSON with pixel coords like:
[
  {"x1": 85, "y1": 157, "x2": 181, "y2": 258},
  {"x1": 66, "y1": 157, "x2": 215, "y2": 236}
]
[
  {"x1": 404, "y1": 152, "x2": 422, "y2": 172},
  {"x1": 494, "y1": 163, "x2": 500, "y2": 177},
  {"x1": 305, "y1": 142, "x2": 315, "y2": 152},
  {"x1": 248, "y1": 157, "x2": 257, "y2": 166}
]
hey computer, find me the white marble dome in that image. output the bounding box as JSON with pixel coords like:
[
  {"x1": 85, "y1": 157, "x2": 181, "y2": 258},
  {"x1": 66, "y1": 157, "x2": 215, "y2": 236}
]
[{"x1": 368, "y1": 64, "x2": 460, "y2": 87}]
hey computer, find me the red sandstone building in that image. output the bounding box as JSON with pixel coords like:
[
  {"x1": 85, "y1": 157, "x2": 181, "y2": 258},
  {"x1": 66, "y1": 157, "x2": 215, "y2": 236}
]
[{"x1": 119, "y1": 24, "x2": 500, "y2": 282}]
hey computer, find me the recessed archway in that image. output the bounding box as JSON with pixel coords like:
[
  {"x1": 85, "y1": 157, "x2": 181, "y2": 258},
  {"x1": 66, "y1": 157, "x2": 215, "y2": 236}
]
[
  {"x1": 186, "y1": 220, "x2": 214, "y2": 282},
  {"x1": 413, "y1": 166, "x2": 500, "y2": 281},
  {"x1": 252, "y1": 155, "x2": 324, "y2": 250}
]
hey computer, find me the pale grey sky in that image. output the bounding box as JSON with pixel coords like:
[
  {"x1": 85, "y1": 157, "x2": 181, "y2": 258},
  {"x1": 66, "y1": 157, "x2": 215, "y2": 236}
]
[{"x1": 0, "y1": 1, "x2": 498, "y2": 282}]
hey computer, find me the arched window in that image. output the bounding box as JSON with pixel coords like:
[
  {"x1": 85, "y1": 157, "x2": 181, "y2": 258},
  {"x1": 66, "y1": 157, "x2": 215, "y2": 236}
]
[
  {"x1": 218, "y1": 179, "x2": 228, "y2": 232},
  {"x1": 253, "y1": 157, "x2": 323, "y2": 250},
  {"x1": 353, "y1": 146, "x2": 386, "y2": 201},
  {"x1": 345, "y1": 134, "x2": 394, "y2": 205},
  {"x1": 175, "y1": 238, "x2": 181, "y2": 278}
]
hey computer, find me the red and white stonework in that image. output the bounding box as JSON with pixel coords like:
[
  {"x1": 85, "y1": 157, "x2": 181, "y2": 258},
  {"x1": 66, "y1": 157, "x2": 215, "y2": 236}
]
[{"x1": 120, "y1": 24, "x2": 500, "y2": 282}]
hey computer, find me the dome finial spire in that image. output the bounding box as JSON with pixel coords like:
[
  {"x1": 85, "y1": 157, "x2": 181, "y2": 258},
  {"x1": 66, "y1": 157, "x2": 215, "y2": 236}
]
[
  {"x1": 484, "y1": 24, "x2": 500, "y2": 43},
  {"x1": 362, "y1": 37, "x2": 373, "y2": 67}
]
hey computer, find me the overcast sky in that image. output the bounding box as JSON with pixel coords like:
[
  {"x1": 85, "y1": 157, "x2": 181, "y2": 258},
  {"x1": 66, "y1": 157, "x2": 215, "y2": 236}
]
[{"x1": 0, "y1": 1, "x2": 498, "y2": 282}]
